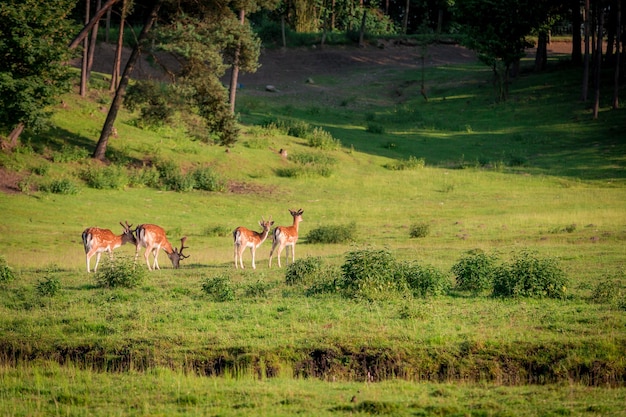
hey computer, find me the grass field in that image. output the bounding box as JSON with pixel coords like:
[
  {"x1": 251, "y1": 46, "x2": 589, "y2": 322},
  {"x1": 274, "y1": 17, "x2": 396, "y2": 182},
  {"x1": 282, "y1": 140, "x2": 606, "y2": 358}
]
[{"x1": 0, "y1": 46, "x2": 625, "y2": 416}]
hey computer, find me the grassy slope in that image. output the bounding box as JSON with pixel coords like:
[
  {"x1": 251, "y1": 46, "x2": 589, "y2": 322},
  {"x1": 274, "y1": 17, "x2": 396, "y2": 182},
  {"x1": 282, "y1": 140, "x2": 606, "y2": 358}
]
[{"x1": 0, "y1": 51, "x2": 625, "y2": 415}]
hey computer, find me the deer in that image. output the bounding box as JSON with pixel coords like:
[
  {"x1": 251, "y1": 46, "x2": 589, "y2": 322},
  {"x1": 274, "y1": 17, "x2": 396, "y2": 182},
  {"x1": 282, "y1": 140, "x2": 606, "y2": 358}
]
[
  {"x1": 134, "y1": 224, "x2": 189, "y2": 270},
  {"x1": 269, "y1": 208, "x2": 304, "y2": 268},
  {"x1": 233, "y1": 216, "x2": 274, "y2": 269},
  {"x1": 82, "y1": 221, "x2": 136, "y2": 273}
]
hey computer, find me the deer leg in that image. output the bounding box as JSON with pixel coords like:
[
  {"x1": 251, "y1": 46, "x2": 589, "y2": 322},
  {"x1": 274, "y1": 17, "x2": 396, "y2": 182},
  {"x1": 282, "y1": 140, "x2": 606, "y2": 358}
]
[
  {"x1": 94, "y1": 252, "x2": 103, "y2": 273},
  {"x1": 153, "y1": 248, "x2": 160, "y2": 270},
  {"x1": 250, "y1": 247, "x2": 256, "y2": 269},
  {"x1": 291, "y1": 244, "x2": 296, "y2": 264}
]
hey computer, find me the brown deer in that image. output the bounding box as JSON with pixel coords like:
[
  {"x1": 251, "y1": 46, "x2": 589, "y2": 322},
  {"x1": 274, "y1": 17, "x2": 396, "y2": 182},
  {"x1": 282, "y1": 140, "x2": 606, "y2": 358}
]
[
  {"x1": 134, "y1": 224, "x2": 189, "y2": 270},
  {"x1": 82, "y1": 221, "x2": 136, "y2": 273},
  {"x1": 233, "y1": 216, "x2": 274, "y2": 269},
  {"x1": 269, "y1": 208, "x2": 304, "y2": 268}
]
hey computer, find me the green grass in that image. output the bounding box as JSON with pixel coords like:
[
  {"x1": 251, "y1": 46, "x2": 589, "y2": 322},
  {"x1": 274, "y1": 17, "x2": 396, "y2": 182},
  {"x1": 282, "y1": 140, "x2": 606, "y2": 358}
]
[{"x1": 0, "y1": 52, "x2": 625, "y2": 415}]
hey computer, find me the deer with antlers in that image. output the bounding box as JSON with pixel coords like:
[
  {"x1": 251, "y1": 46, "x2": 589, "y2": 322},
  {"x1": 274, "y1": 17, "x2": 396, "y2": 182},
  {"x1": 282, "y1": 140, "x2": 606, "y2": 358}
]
[
  {"x1": 134, "y1": 224, "x2": 189, "y2": 270},
  {"x1": 82, "y1": 221, "x2": 136, "y2": 273},
  {"x1": 233, "y1": 216, "x2": 274, "y2": 269},
  {"x1": 269, "y1": 208, "x2": 304, "y2": 268}
]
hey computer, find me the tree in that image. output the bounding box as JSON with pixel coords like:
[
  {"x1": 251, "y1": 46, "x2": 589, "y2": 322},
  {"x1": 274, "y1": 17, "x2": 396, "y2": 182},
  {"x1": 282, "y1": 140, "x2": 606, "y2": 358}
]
[
  {"x1": 0, "y1": 0, "x2": 77, "y2": 150},
  {"x1": 455, "y1": 0, "x2": 548, "y2": 101}
]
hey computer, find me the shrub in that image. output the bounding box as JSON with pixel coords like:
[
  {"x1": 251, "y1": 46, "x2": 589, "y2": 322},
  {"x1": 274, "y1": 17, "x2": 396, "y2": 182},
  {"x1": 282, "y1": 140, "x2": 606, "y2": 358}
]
[
  {"x1": 397, "y1": 262, "x2": 450, "y2": 297},
  {"x1": 129, "y1": 165, "x2": 161, "y2": 188},
  {"x1": 0, "y1": 256, "x2": 15, "y2": 284},
  {"x1": 492, "y1": 250, "x2": 568, "y2": 299},
  {"x1": 451, "y1": 249, "x2": 498, "y2": 293},
  {"x1": 39, "y1": 178, "x2": 79, "y2": 195},
  {"x1": 366, "y1": 122, "x2": 385, "y2": 134},
  {"x1": 307, "y1": 127, "x2": 341, "y2": 150},
  {"x1": 306, "y1": 223, "x2": 355, "y2": 244},
  {"x1": 193, "y1": 166, "x2": 226, "y2": 192},
  {"x1": 305, "y1": 265, "x2": 343, "y2": 296},
  {"x1": 409, "y1": 223, "x2": 430, "y2": 238},
  {"x1": 52, "y1": 144, "x2": 89, "y2": 163},
  {"x1": 243, "y1": 280, "x2": 271, "y2": 298},
  {"x1": 340, "y1": 248, "x2": 400, "y2": 300},
  {"x1": 81, "y1": 164, "x2": 129, "y2": 189},
  {"x1": 285, "y1": 257, "x2": 324, "y2": 286},
  {"x1": 201, "y1": 275, "x2": 235, "y2": 302},
  {"x1": 94, "y1": 256, "x2": 145, "y2": 289},
  {"x1": 590, "y1": 275, "x2": 624, "y2": 305},
  {"x1": 36, "y1": 275, "x2": 61, "y2": 297},
  {"x1": 383, "y1": 155, "x2": 425, "y2": 171}
]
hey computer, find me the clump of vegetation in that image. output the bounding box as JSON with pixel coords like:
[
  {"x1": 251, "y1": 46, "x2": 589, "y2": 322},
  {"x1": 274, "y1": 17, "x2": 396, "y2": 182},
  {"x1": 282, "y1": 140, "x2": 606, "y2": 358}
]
[
  {"x1": 590, "y1": 273, "x2": 625, "y2": 306},
  {"x1": 243, "y1": 279, "x2": 271, "y2": 298},
  {"x1": 81, "y1": 163, "x2": 129, "y2": 189},
  {"x1": 52, "y1": 144, "x2": 89, "y2": 163},
  {"x1": 94, "y1": 257, "x2": 146, "y2": 289},
  {"x1": 0, "y1": 256, "x2": 16, "y2": 284},
  {"x1": 366, "y1": 122, "x2": 385, "y2": 134},
  {"x1": 409, "y1": 222, "x2": 430, "y2": 238},
  {"x1": 285, "y1": 257, "x2": 325, "y2": 286},
  {"x1": 340, "y1": 248, "x2": 404, "y2": 300},
  {"x1": 128, "y1": 165, "x2": 161, "y2": 188},
  {"x1": 383, "y1": 155, "x2": 425, "y2": 171},
  {"x1": 396, "y1": 262, "x2": 451, "y2": 297},
  {"x1": 277, "y1": 152, "x2": 337, "y2": 178},
  {"x1": 492, "y1": 250, "x2": 568, "y2": 299},
  {"x1": 201, "y1": 275, "x2": 235, "y2": 302},
  {"x1": 35, "y1": 274, "x2": 61, "y2": 297},
  {"x1": 39, "y1": 178, "x2": 79, "y2": 195},
  {"x1": 259, "y1": 118, "x2": 340, "y2": 150},
  {"x1": 307, "y1": 127, "x2": 341, "y2": 150},
  {"x1": 451, "y1": 249, "x2": 498, "y2": 294},
  {"x1": 306, "y1": 223, "x2": 356, "y2": 244},
  {"x1": 204, "y1": 225, "x2": 232, "y2": 237},
  {"x1": 192, "y1": 166, "x2": 226, "y2": 191}
]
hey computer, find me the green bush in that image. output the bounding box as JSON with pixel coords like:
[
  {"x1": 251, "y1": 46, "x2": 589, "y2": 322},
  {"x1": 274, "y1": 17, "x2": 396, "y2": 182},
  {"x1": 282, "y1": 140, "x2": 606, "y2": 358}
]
[
  {"x1": 94, "y1": 257, "x2": 145, "y2": 289},
  {"x1": 52, "y1": 144, "x2": 89, "y2": 163},
  {"x1": 451, "y1": 250, "x2": 498, "y2": 293},
  {"x1": 285, "y1": 257, "x2": 324, "y2": 286},
  {"x1": 305, "y1": 266, "x2": 343, "y2": 296},
  {"x1": 129, "y1": 165, "x2": 161, "y2": 188},
  {"x1": 340, "y1": 248, "x2": 400, "y2": 300},
  {"x1": 243, "y1": 279, "x2": 271, "y2": 298},
  {"x1": 81, "y1": 164, "x2": 129, "y2": 189},
  {"x1": 39, "y1": 178, "x2": 79, "y2": 195},
  {"x1": 397, "y1": 262, "x2": 450, "y2": 297},
  {"x1": 383, "y1": 155, "x2": 425, "y2": 171},
  {"x1": 492, "y1": 250, "x2": 568, "y2": 299},
  {"x1": 36, "y1": 275, "x2": 61, "y2": 297},
  {"x1": 0, "y1": 256, "x2": 15, "y2": 284},
  {"x1": 201, "y1": 275, "x2": 235, "y2": 302},
  {"x1": 306, "y1": 223, "x2": 356, "y2": 244},
  {"x1": 409, "y1": 222, "x2": 430, "y2": 238},
  {"x1": 193, "y1": 166, "x2": 226, "y2": 192},
  {"x1": 590, "y1": 275, "x2": 624, "y2": 305},
  {"x1": 307, "y1": 127, "x2": 341, "y2": 150},
  {"x1": 366, "y1": 122, "x2": 385, "y2": 134}
]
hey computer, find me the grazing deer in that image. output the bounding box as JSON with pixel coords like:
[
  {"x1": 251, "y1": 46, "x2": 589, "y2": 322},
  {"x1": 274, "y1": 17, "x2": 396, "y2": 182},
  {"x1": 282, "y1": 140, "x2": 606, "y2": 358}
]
[
  {"x1": 134, "y1": 224, "x2": 189, "y2": 270},
  {"x1": 233, "y1": 216, "x2": 274, "y2": 269},
  {"x1": 82, "y1": 221, "x2": 136, "y2": 273},
  {"x1": 269, "y1": 208, "x2": 304, "y2": 268}
]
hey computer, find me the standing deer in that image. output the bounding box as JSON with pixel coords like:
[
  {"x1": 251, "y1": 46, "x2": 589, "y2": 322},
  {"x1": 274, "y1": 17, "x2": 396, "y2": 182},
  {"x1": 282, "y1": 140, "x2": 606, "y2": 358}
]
[
  {"x1": 82, "y1": 221, "x2": 136, "y2": 273},
  {"x1": 269, "y1": 208, "x2": 304, "y2": 268},
  {"x1": 233, "y1": 216, "x2": 274, "y2": 269},
  {"x1": 134, "y1": 224, "x2": 189, "y2": 270}
]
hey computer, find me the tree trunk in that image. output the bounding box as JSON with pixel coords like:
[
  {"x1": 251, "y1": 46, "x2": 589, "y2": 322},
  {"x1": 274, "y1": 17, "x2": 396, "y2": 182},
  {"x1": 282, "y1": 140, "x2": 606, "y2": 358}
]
[
  {"x1": 87, "y1": 0, "x2": 102, "y2": 79},
  {"x1": 68, "y1": 0, "x2": 120, "y2": 49},
  {"x1": 0, "y1": 123, "x2": 25, "y2": 150},
  {"x1": 535, "y1": 30, "x2": 549, "y2": 71},
  {"x1": 592, "y1": 3, "x2": 604, "y2": 119},
  {"x1": 93, "y1": 1, "x2": 162, "y2": 161},
  {"x1": 80, "y1": 0, "x2": 90, "y2": 97},
  {"x1": 105, "y1": 7, "x2": 111, "y2": 43},
  {"x1": 612, "y1": 0, "x2": 620, "y2": 109},
  {"x1": 582, "y1": 0, "x2": 590, "y2": 101},
  {"x1": 229, "y1": 9, "x2": 245, "y2": 113},
  {"x1": 571, "y1": 0, "x2": 582, "y2": 65},
  {"x1": 110, "y1": 0, "x2": 126, "y2": 92},
  {"x1": 358, "y1": 9, "x2": 366, "y2": 47},
  {"x1": 402, "y1": 0, "x2": 409, "y2": 34}
]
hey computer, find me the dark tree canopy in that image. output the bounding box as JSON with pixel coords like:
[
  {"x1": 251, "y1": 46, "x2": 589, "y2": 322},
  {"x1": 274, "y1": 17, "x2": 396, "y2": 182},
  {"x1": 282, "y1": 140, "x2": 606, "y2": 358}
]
[{"x1": 0, "y1": 0, "x2": 77, "y2": 147}]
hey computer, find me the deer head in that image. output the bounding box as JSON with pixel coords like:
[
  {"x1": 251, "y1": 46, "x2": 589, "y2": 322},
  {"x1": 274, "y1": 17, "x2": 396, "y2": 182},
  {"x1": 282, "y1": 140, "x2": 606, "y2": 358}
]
[{"x1": 168, "y1": 236, "x2": 190, "y2": 268}]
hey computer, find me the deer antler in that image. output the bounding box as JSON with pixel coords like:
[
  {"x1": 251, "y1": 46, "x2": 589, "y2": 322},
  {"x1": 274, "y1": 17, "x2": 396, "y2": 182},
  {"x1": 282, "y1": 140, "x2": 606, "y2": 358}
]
[
  {"x1": 120, "y1": 220, "x2": 133, "y2": 231},
  {"x1": 177, "y1": 236, "x2": 190, "y2": 259}
]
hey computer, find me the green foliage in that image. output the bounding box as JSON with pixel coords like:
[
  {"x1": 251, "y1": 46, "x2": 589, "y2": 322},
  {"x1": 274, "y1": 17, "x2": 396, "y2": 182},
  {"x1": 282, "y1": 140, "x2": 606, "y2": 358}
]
[
  {"x1": 52, "y1": 145, "x2": 89, "y2": 163},
  {"x1": 383, "y1": 156, "x2": 425, "y2": 171},
  {"x1": 285, "y1": 256, "x2": 324, "y2": 286},
  {"x1": 192, "y1": 166, "x2": 226, "y2": 192},
  {"x1": 278, "y1": 152, "x2": 337, "y2": 178},
  {"x1": 201, "y1": 275, "x2": 235, "y2": 302},
  {"x1": 366, "y1": 122, "x2": 385, "y2": 134},
  {"x1": 128, "y1": 165, "x2": 161, "y2": 188},
  {"x1": 306, "y1": 223, "x2": 356, "y2": 244},
  {"x1": 492, "y1": 251, "x2": 568, "y2": 299},
  {"x1": 35, "y1": 274, "x2": 61, "y2": 297},
  {"x1": 243, "y1": 279, "x2": 271, "y2": 298},
  {"x1": 39, "y1": 178, "x2": 79, "y2": 195},
  {"x1": 0, "y1": 256, "x2": 16, "y2": 284},
  {"x1": 451, "y1": 250, "x2": 498, "y2": 293},
  {"x1": 590, "y1": 274, "x2": 625, "y2": 305},
  {"x1": 124, "y1": 81, "x2": 175, "y2": 127},
  {"x1": 81, "y1": 164, "x2": 129, "y2": 190},
  {"x1": 396, "y1": 262, "x2": 451, "y2": 297},
  {"x1": 339, "y1": 248, "x2": 401, "y2": 300},
  {"x1": 94, "y1": 257, "x2": 146, "y2": 289},
  {"x1": 0, "y1": 0, "x2": 76, "y2": 135},
  {"x1": 203, "y1": 225, "x2": 232, "y2": 237},
  {"x1": 307, "y1": 127, "x2": 341, "y2": 150},
  {"x1": 409, "y1": 223, "x2": 430, "y2": 238}
]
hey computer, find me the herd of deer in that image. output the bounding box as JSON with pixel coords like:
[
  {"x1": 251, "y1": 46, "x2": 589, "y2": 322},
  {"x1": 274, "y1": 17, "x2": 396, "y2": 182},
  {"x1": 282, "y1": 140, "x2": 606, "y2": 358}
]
[{"x1": 81, "y1": 209, "x2": 304, "y2": 273}]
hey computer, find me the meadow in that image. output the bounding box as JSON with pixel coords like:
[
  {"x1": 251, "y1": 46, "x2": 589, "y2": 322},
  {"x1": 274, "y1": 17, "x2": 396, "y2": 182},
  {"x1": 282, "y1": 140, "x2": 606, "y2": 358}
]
[{"x1": 0, "y1": 45, "x2": 625, "y2": 416}]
